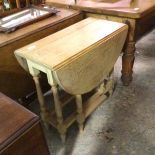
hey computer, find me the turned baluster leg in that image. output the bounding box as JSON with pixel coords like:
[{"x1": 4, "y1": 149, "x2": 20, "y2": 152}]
[
  {"x1": 122, "y1": 41, "x2": 135, "y2": 85},
  {"x1": 122, "y1": 19, "x2": 136, "y2": 86},
  {"x1": 51, "y1": 84, "x2": 66, "y2": 142},
  {"x1": 75, "y1": 95, "x2": 85, "y2": 133},
  {"x1": 33, "y1": 75, "x2": 49, "y2": 128}
]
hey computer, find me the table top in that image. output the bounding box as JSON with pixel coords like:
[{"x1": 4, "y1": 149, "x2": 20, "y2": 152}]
[
  {"x1": 0, "y1": 92, "x2": 38, "y2": 152},
  {"x1": 0, "y1": 8, "x2": 80, "y2": 48},
  {"x1": 46, "y1": 0, "x2": 155, "y2": 18},
  {"x1": 15, "y1": 17, "x2": 127, "y2": 71}
]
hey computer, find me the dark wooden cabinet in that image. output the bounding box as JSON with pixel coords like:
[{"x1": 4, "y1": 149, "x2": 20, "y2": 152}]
[{"x1": 0, "y1": 92, "x2": 50, "y2": 155}]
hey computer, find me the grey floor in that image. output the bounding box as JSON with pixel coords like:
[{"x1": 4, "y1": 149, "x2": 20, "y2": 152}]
[{"x1": 30, "y1": 28, "x2": 155, "y2": 155}]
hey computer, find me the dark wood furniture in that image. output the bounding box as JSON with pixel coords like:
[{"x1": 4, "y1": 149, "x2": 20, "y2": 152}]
[
  {"x1": 46, "y1": 0, "x2": 155, "y2": 85},
  {"x1": 0, "y1": 92, "x2": 49, "y2": 155},
  {"x1": 0, "y1": 8, "x2": 83, "y2": 99}
]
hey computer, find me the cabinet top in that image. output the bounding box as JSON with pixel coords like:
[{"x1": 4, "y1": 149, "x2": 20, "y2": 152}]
[
  {"x1": 0, "y1": 8, "x2": 80, "y2": 47},
  {"x1": 15, "y1": 17, "x2": 128, "y2": 71}
]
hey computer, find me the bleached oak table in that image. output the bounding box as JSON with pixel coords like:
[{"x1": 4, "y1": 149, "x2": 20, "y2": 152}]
[{"x1": 15, "y1": 17, "x2": 128, "y2": 142}]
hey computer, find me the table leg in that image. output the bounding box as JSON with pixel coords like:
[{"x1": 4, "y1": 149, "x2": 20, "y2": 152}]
[
  {"x1": 51, "y1": 84, "x2": 66, "y2": 142},
  {"x1": 122, "y1": 41, "x2": 135, "y2": 85},
  {"x1": 106, "y1": 70, "x2": 114, "y2": 96},
  {"x1": 75, "y1": 95, "x2": 85, "y2": 132},
  {"x1": 121, "y1": 19, "x2": 136, "y2": 86},
  {"x1": 33, "y1": 75, "x2": 49, "y2": 128},
  {"x1": 16, "y1": 0, "x2": 21, "y2": 8}
]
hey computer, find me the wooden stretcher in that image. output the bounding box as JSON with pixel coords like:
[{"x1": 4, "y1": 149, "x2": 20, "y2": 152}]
[{"x1": 15, "y1": 17, "x2": 128, "y2": 142}]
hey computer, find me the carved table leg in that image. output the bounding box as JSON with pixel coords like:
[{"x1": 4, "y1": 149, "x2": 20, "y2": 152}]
[
  {"x1": 75, "y1": 95, "x2": 85, "y2": 133},
  {"x1": 122, "y1": 41, "x2": 135, "y2": 85},
  {"x1": 121, "y1": 19, "x2": 136, "y2": 86},
  {"x1": 51, "y1": 84, "x2": 66, "y2": 143},
  {"x1": 33, "y1": 75, "x2": 49, "y2": 128}
]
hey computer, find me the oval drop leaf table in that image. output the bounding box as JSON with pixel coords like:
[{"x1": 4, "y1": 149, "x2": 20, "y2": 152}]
[{"x1": 15, "y1": 17, "x2": 128, "y2": 142}]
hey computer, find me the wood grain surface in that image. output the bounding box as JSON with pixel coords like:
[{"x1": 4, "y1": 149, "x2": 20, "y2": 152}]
[
  {"x1": 15, "y1": 17, "x2": 127, "y2": 70},
  {"x1": 15, "y1": 17, "x2": 128, "y2": 94}
]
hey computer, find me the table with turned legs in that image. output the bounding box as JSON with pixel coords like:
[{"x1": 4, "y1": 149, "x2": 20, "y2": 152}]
[{"x1": 15, "y1": 17, "x2": 128, "y2": 142}]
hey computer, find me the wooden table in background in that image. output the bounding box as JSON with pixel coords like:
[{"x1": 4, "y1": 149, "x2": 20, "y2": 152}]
[
  {"x1": 0, "y1": 8, "x2": 83, "y2": 99},
  {"x1": 46, "y1": 0, "x2": 155, "y2": 85}
]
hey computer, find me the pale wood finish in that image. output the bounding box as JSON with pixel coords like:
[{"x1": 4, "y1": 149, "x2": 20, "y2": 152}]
[
  {"x1": 15, "y1": 17, "x2": 128, "y2": 141},
  {"x1": 54, "y1": 25, "x2": 127, "y2": 94},
  {"x1": 15, "y1": 18, "x2": 127, "y2": 71},
  {"x1": 51, "y1": 84, "x2": 66, "y2": 142}
]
